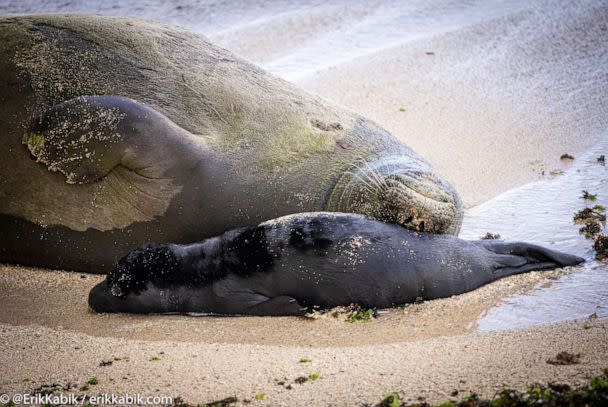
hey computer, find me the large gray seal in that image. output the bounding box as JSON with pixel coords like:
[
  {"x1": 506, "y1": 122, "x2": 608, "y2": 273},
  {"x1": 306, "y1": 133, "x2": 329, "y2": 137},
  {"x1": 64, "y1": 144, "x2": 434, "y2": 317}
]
[
  {"x1": 0, "y1": 14, "x2": 461, "y2": 273},
  {"x1": 88, "y1": 212, "x2": 583, "y2": 315}
]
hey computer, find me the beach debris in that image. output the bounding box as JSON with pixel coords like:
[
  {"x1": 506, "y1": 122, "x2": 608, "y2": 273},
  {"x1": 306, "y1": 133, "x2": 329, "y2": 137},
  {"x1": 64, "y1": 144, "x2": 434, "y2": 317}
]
[
  {"x1": 303, "y1": 309, "x2": 323, "y2": 319},
  {"x1": 549, "y1": 169, "x2": 564, "y2": 176},
  {"x1": 299, "y1": 357, "x2": 311, "y2": 363},
  {"x1": 32, "y1": 383, "x2": 64, "y2": 396},
  {"x1": 560, "y1": 153, "x2": 574, "y2": 160},
  {"x1": 425, "y1": 51, "x2": 435, "y2": 55},
  {"x1": 150, "y1": 354, "x2": 161, "y2": 361},
  {"x1": 580, "y1": 222, "x2": 601, "y2": 238},
  {"x1": 86, "y1": 377, "x2": 99, "y2": 385},
  {"x1": 480, "y1": 232, "x2": 501, "y2": 240},
  {"x1": 582, "y1": 190, "x2": 598, "y2": 201},
  {"x1": 254, "y1": 393, "x2": 265, "y2": 401},
  {"x1": 99, "y1": 360, "x2": 113, "y2": 366},
  {"x1": 574, "y1": 206, "x2": 605, "y2": 238},
  {"x1": 598, "y1": 155, "x2": 605, "y2": 164},
  {"x1": 276, "y1": 375, "x2": 318, "y2": 390},
  {"x1": 374, "y1": 373, "x2": 608, "y2": 406},
  {"x1": 399, "y1": 107, "x2": 407, "y2": 112},
  {"x1": 198, "y1": 396, "x2": 238, "y2": 407},
  {"x1": 573, "y1": 207, "x2": 606, "y2": 224},
  {"x1": 546, "y1": 351, "x2": 580, "y2": 365},
  {"x1": 378, "y1": 391, "x2": 402, "y2": 407},
  {"x1": 294, "y1": 376, "x2": 309, "y2": 384},
  {"x1": 346, "y1": 304, "x2": 376, "y2": 323},
  {"x1": 593, "y1": 235, "x2": 608, "y2": 260},
  {"x1": 589, "y1": 312, "x2": 598, "y2": 319},
  {"x1": 305, "y1": 304, "x2": 377, "y2": 321},
  {"x1": 529, "y1": 159, "x2": 546, "y2": 176}
]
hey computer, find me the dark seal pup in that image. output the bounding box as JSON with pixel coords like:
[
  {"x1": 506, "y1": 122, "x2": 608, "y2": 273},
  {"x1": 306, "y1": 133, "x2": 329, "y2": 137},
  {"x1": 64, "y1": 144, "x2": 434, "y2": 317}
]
[{"x1": 89, "y1": 213, "x2": 584, "y2": 315}]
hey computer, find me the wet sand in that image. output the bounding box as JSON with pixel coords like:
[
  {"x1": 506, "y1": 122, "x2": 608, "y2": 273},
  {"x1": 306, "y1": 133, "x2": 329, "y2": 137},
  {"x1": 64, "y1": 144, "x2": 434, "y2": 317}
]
[
  {"x1": 0, "y1": 263, "x2": 580, "y2": 347},
  {"x1": 1, "y1": 0, "x2": 608, "y2": 405}
]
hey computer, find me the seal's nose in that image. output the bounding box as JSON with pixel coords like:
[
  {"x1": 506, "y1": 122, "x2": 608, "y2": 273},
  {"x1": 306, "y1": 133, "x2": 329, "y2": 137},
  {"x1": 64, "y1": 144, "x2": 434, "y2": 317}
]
[
  {"x1": 88, "y1": 281, "x2": 115, "y2": 313},
  {"x1": 327, "y1": 159, "x2": 463, "y2": 234},
  {"x1": 379, "y1": 172, "x2": 463, "y2": 234}
]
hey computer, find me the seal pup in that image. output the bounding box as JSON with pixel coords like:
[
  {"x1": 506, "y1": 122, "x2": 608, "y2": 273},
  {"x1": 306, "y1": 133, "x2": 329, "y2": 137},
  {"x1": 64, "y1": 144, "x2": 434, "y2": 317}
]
[
  {"x1": 1, "y1": 15, "x2": 461, "y2": 273},
  {"x1": 89, "y1": 213, "x2": 584, "y2": 315}
]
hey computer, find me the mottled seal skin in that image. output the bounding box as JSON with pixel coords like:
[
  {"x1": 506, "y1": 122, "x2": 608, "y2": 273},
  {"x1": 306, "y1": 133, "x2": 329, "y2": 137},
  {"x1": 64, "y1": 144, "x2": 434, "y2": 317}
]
[
  {"x1": 88, "y1": 213, "x2": 584, "y2": 315},
  {"x1": 0, "y1": 14, "x2": 461, "y2": 274}
]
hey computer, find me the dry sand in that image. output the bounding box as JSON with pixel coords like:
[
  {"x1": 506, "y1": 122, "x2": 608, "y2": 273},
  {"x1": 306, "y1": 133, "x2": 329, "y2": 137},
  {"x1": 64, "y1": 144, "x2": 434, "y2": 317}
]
[
  {"x1": 1, "y1": 317, "x2": 607, "y2": 406},
  {"x1": 1, "y1": 0, "x2": 608, "y2": 405}
]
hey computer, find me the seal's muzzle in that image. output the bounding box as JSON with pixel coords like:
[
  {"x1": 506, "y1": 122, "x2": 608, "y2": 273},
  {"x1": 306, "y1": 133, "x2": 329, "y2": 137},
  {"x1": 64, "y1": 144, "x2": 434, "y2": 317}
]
[{"x1": 326, "y1": 156, "x2": 462, "y2": 234}]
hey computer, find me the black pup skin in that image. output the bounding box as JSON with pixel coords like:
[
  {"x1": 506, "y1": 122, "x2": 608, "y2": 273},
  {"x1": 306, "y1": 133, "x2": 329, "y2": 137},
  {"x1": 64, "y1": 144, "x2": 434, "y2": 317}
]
[{"x1": 89, "y1": 212, "x2": 584, "y2": 316}]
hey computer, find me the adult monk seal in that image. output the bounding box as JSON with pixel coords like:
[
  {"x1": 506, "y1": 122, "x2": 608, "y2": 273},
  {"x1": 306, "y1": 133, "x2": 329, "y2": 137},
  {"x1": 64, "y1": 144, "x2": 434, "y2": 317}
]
[
  {"x1": 88, "y1": 213, "x2": 583, "y2": 315},
  {"x1": 0, "y1": 14, "x2": 461, "y2": 273}
]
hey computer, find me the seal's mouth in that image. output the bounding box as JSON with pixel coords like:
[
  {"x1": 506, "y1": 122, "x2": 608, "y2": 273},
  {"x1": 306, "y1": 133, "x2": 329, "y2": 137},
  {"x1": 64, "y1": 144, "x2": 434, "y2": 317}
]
[{"x1": 326, "y1": 156, "x2": 463, "y2": 234}]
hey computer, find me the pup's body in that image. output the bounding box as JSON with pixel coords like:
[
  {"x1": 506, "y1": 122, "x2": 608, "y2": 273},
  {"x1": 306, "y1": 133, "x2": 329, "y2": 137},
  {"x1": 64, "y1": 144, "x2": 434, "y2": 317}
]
[{"x1": 89, "y1": 213, "x2": 583, "y2": 315}]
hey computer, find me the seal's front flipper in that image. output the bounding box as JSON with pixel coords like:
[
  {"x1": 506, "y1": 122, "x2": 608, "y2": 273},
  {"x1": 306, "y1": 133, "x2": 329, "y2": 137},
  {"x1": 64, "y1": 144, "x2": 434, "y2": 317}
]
[
  {"x1": 23, "y1": 95, "x2": 205, "y2": 184},
  {"x1": 245, "y1": 295, "x2": 308, "y2": 316},
  {"x1": 479, "y1": 240, "x2": 584, "y2": 276}
]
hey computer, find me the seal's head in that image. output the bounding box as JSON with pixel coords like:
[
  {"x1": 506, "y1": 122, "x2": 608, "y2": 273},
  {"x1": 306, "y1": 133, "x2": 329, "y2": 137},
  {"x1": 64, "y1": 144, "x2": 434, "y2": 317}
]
[
  {"x1": 326, "y1": 154, "x2": 462, "y2": 234},
  {"x1": 88, "y1": 244, "x2": 183, "y2": 313}
]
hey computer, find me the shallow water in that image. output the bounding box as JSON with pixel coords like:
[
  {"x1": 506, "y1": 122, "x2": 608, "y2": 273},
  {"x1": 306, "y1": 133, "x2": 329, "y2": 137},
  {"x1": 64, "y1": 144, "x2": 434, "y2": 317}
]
[
  {"x1": 460, "y1": 137, "x2": 608, "y2": 331},
  {"x1": 2, "y1": 0, "x2": 607, "y2": 332}
]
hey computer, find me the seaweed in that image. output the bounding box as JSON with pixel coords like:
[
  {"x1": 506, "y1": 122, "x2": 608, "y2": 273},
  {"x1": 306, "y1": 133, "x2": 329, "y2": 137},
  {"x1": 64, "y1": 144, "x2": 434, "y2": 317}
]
[
  {"x1": 379, "y1": 392, "x2": 402, "y2": 407},
  {"x1": 86, "y1": 377, "x2": 99, "y2": 385},
  {"x1": 199, "y1": 396, "x2": 238, "y2": 407},
  {"x1": 546, "y1": 351, "x2": 581, "y2": 365},
  {"x1": 573, "y1": 206, "x2": 605, "y2": 239},
  {"x1": 582, "y1": 190, "x2": 598, "y2": 201},
  {"x1": 346, "y1": 304, "x2": 376, "y2": 323},
  {"x1": 373, "y1": 371, "x2": 608, "y2": 406},
  {"x1": 480, "y1": 233, "x2": 501, "y2": 240},
  {"x1": 593, "y1": 235, "x2": 608, "y2": 260}
]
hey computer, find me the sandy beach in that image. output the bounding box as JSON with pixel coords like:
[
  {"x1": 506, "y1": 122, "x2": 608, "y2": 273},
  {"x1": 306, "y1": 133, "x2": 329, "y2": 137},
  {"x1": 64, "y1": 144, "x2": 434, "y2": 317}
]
[{"x1": 1, "y1": 0, "x2": 607, "y2": 405}]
